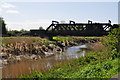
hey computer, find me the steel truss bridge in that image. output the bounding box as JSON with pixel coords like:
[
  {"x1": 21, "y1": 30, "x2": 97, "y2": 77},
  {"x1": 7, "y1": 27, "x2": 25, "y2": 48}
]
[{"x1": 45, "y1": 20, "x2": 118, "y2": 36}]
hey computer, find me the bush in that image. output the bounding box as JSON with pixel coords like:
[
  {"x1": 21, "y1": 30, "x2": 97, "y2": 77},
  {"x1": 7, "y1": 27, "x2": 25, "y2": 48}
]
[{"x1": 103, "y1": 26, "x2": 120, "y2": 52}]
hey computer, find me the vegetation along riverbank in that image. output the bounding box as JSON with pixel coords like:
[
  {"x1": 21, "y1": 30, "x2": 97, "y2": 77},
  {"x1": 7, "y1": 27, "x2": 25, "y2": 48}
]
[{"x1": 20, "y1": 26, "x2": 120, "y2": 79}]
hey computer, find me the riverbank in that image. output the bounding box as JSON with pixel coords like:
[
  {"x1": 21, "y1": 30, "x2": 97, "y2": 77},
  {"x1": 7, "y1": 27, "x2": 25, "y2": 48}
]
[
  {"x1": 20, "y1": 27, "x2": 120, "y2": 79},
  {"x1": 20, "y1": 43, "x2": 119, "y2": 79},
  {"x1": 2, "y1": 44, "x2": 90, "y2": 78},
  {"x1": 1, "y1": 36, "x2": 100, "y2": 65}
]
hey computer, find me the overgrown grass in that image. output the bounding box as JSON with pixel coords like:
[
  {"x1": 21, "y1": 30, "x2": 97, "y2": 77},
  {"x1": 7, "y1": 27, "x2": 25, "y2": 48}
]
[
  {"x1": 53, "y1": 36, "x2": 102, "y2": 42},
  {"x1": 53, "y1": 36, "x2": 75, "y2": 41},
  {"x1": 1, "y1": 37, "x2": 41, "y2": 46},
  {"x1": 1, "y1": 36, "x2": 102, "y2": 46},
  {"x1": 53, "y1": 36, "x2": 102, "y2": 39}
]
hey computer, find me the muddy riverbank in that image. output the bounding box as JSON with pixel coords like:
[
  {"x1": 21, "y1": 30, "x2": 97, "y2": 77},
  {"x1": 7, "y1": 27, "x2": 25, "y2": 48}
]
[
  {"x1": 2, "y1": 44, "x2": 91, "y2": 78},
  {"x1": 1, "y1": 37, "x2": 100, "y2": 78},
  {"x1": 1, "y1": 37, "x2": 100, "y2": 65}
]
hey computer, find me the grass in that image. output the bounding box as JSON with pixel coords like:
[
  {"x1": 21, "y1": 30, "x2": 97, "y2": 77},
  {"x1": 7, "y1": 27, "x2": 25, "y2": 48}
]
[
  {"x1": 1, "y1": 37, "x2": 57, "y2": 46},
  {"x1": 1, "y1": 37, "x2": 41, "y2": 46},
  {"x1": 70, "y1": 58, "x2": 119, "y2": 78},
  {"x1": 1, "y1": 36, "x2": 102, "y2": 46},
  {"x1": 53, "y1": 36, "x2": 75, "y2": 41},
  {"x1": 56, "y1": 36, "x2": 100, "y2": 42}
]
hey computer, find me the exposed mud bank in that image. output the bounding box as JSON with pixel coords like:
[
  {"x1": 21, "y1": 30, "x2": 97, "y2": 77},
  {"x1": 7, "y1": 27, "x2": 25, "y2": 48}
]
[{"x1": 1, "y1": 37, "x2": 100, "y2": 65}]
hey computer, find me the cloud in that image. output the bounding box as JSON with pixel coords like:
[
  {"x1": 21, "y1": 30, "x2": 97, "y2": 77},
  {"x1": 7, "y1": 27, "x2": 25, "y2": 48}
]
[
  {"x1": 1, "y1": 3, "x2": 15, "y2": 8},
  {"x1": 0, "y1": 2, "x2": 19, "y2": 14},
  {"x1": 6, "y1": 19, "x2": 52, "y2": 30},
  {"x1": 6, "y1": 10, "x2": 19, "y2": 14}
]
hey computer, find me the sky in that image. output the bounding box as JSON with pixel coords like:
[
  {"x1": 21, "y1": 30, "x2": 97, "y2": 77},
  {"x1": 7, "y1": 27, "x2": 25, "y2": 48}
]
[{"x1": 0, "y1": 0, "x2": 119, "y2": 30}]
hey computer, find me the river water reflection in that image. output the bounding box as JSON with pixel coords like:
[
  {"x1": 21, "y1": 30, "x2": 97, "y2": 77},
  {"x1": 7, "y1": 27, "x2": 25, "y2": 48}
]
[{"x1": 2, "y1": 44, "x2": 89, "y2": 78}]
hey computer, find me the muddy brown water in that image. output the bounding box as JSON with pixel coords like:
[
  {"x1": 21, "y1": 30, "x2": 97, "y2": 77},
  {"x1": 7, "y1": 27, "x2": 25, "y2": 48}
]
[{"x1": 2, "y1": 44, "x2": 89, "y2": 78}]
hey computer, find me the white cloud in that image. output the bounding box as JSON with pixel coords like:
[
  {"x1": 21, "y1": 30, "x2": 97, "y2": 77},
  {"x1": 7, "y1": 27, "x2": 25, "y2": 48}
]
[
  {"x1": 6, "y1": 19, "x2": 51, "y2": 30},
  {"x1": 6, "y1": 10, "x2": 19, "y2": 14},
  {"x1": 1, "y1": 3, "x2": 15, "y2": 8},
  {"x1": 0, "y1": 2, "x2": 19, "y2": 15}
]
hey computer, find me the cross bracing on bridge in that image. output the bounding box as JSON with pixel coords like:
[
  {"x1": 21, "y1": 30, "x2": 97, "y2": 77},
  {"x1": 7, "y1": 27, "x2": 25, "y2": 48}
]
[{"x1": 45, "y1": 20, "x2": 118, "y2": 36}]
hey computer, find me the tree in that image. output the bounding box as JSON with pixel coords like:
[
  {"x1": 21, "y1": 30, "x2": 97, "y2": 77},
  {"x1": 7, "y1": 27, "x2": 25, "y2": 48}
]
[
  {"x1": 0, "y1": 17, "x2": 7, "y2": 34},
  {"x1": 60, "y1": 20, "x2": 66, "y2": 24},
  {"x1": 8, "y1": 29, "x2": 29, "y2": 36},
  {"x1": 39, "y1": 26, "x2": 45, "y2": 30}
]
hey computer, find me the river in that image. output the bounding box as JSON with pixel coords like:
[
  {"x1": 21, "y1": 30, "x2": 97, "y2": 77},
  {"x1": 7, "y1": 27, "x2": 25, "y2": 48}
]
[{"x1": 2, "y1": 44, "x2": 89, "y2": 78}]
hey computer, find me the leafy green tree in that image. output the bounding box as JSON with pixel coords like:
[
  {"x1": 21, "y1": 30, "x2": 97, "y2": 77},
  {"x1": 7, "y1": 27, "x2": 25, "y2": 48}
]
[
  {"x1": 8, "y1": 30, "x2": 20, "y2": 36},
  {"x1": 0, "y1": 17, "x2": 7, "y2": 34},
  {"x1": 8, "y1": 29, "x2": 29, "y2": 36}
]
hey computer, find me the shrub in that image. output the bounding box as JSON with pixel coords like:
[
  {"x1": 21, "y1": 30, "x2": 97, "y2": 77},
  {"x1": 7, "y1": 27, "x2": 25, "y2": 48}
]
[{"x1": 102, "y1": 26, "x2": 120, "y2": 58}]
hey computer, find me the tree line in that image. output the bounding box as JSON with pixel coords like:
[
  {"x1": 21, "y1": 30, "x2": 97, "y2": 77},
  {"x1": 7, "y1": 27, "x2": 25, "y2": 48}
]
[{"x1": 0, "y1": 17, "x2": 45, "y2": 37}]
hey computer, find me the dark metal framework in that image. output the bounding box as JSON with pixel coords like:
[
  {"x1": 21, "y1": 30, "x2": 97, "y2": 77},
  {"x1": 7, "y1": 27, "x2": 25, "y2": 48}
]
[{"x1": 46, "y1": 20, "x2": 116, "y2": 36}]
